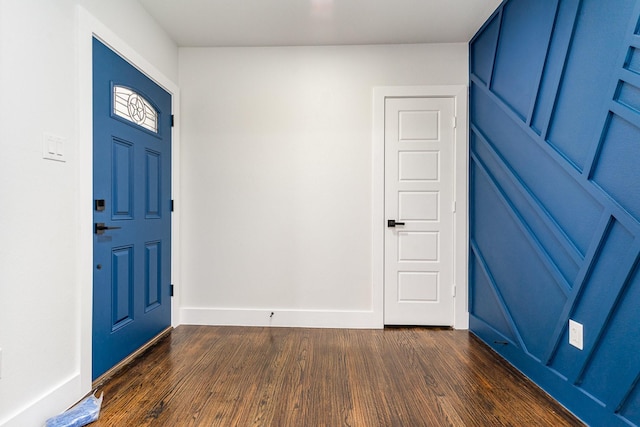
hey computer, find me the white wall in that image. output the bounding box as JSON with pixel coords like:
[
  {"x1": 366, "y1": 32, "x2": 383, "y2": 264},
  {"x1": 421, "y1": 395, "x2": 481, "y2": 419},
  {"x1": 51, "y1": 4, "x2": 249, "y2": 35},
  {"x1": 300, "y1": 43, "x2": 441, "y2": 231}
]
[
  {"x1": 0, "y1": 6, "x2": 467, "y2": 422},
  {"x1": 179, "y1": 44, "x2": 468, "y2": 327},
  {"x1": 0, "y1": 1, "x2": 177, "y2": 425},
  {"x1": 80, "y1": 0, "x2": 178, "y2": 83}
]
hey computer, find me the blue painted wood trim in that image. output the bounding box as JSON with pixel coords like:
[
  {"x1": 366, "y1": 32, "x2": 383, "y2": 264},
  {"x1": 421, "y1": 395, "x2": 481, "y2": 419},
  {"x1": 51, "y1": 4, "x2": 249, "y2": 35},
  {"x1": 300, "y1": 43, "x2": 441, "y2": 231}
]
[
  {"x1": 582, "y1": 1, "x2": 640, "y2": 182},
  {"x1": 471, "y1": 125, "x2": 583, "y2": 265},
  {"x1": 573, "y1": 241, "x2": 640, "y2": 386},
  {"x1": 471, "y1": 149, "x2": 572, "y2": 295},
  {"x1": 472, "y1": 74, "x2": 640, "y2": 236},
  {"x1": 525, "y1": 0, "x2": 561, "y2": 127},
  {"x1": 471, "y1": 74, "x2": 584, "y2": 177},
  {"x1": 542, "y1": 213, "x2": 613, "y2": 364},
  {"x1": 469, "y1": 239, "x2": 525, "y2": 350},
  {"x1": 470, "y1": 1, "x2": 640, "y2": 424},
  {"x1": 487, "y1": 6, "x2": 504, "y2": 91},
  {"x1": 532, "y1": 0, "x2": 582, "y2": 140},
  {"x1": 470, "y1": 316, "x2": 630, "y2": 427},
  {"x1": 618, "y1": 371, "x2": 640, "y2": 413}
]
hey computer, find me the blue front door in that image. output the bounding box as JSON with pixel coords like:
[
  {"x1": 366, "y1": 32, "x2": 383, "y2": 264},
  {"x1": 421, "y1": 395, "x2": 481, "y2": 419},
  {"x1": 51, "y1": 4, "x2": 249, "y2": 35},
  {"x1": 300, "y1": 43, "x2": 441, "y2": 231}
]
[{"x1": 92, "y1": 38, "x2": 172, "y2": 380}]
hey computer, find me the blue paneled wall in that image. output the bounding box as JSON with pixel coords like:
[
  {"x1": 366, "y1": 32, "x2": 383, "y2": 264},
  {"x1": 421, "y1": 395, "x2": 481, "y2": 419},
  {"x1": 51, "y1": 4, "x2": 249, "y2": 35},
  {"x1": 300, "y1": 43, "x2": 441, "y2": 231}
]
[{"x1": 469, "y1": 0, "x2": 640, "y2": 425}]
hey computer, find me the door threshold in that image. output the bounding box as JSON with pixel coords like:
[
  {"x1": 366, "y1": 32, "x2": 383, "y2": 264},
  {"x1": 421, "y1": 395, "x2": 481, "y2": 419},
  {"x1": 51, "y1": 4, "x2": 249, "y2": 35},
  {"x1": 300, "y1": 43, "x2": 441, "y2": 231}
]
[{"x1": 93, "y1": 326, "x2": 173, "y2": 388}]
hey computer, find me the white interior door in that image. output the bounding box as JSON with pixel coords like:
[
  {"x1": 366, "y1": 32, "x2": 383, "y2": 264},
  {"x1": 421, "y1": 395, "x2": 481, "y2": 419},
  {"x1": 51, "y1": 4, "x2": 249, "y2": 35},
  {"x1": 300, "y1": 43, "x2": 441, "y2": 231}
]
[{"x1": 384, "y1": 97, "x2": 455, "y2": 325}]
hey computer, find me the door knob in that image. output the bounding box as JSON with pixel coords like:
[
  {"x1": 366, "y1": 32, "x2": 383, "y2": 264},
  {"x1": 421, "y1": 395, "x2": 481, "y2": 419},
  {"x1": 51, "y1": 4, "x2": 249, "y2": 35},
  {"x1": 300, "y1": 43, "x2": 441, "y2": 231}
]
[
  {"x1": 95, "y1": 222, "x2": 122, "y2": 235},
  {"x1": 387, "y1": 219, "x2": 405, "y2": 228}
]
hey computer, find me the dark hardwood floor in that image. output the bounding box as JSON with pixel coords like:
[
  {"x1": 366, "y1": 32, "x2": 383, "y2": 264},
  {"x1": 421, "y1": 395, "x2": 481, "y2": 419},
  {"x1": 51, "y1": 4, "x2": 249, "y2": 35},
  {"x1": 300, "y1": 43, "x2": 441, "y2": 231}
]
[{"x1": 92, "y1": 326, "x2": 584, "y2": 426}]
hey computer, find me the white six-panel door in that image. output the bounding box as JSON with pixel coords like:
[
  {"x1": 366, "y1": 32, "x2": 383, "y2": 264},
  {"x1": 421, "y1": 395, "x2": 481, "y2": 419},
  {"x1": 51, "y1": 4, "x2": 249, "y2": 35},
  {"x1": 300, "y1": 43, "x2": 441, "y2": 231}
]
[{"x1": 384, "y1": 97, "x2": 455, "y2": 325}]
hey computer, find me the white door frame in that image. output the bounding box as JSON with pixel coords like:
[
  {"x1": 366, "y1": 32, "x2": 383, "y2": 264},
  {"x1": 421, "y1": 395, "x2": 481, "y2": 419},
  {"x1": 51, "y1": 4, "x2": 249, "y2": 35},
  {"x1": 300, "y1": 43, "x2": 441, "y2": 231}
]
[
  {"x1": 76, "y1": 6, "x2": 181, "y2": 393},
  {"x1": 372, "y1": 86, "x2": 468, "y2": 329}
]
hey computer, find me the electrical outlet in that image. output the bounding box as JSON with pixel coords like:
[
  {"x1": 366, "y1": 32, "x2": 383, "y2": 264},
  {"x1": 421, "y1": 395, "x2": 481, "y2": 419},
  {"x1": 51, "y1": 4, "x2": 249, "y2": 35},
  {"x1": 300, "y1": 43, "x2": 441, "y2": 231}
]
[{"x1": 569, "y1": 319, "x2": 583, "y2": 350}]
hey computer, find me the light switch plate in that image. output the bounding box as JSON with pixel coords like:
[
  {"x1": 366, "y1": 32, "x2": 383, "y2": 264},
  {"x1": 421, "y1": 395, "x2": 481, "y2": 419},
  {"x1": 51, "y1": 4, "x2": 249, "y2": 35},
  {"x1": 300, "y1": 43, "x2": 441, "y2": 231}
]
[
  {"x1": 569, "y1": 319, "x2": 583, "y2": 350},
  {"x1": 43, "y1": 133, "x2": 66, "y2": 162}
]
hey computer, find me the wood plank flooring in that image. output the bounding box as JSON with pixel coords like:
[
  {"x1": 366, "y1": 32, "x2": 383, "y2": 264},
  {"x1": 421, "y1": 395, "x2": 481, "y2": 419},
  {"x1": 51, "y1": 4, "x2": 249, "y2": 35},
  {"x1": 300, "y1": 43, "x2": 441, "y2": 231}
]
[{"x1": 92, "y1": 326, "x2": 584, "y2": 426}]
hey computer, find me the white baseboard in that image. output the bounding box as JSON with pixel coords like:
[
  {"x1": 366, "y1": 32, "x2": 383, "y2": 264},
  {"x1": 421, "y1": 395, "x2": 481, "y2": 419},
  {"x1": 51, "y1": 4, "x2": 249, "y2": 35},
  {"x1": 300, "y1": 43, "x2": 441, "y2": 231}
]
[
  {"x1": 0, "y1": 374, "x2": 84, "y2": 427},
  {"x1": 180, "y1": 307, "x2": 383, "y2": 329}
]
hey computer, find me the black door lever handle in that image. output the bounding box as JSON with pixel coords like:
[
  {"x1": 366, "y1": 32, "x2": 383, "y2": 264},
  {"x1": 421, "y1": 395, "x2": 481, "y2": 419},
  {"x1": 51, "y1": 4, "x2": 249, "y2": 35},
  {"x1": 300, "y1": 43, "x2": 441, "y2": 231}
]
[
  {"x1": 387, "y1": 219, "x2": 405, "y2": 228},
  {"x1": 95, "y1": 222, "x2": 122, "y2": 235}
]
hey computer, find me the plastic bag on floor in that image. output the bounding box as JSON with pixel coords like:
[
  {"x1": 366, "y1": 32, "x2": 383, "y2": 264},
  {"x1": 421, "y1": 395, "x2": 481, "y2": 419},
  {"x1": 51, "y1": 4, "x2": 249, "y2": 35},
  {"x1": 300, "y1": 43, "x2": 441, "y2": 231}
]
[{"x1": 45, "y1": 392, "x2": 104, "y2": 427}]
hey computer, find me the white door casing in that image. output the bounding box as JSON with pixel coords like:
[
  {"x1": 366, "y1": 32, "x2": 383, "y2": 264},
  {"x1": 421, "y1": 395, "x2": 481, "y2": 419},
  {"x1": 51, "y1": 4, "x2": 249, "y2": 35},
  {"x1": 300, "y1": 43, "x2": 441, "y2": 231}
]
[
  {"x1": 372, "y1": 85, "x2": 469, "y2": 329},
  {"x1": 384, "y1": 97, "x2": 455, "y2": 325}
]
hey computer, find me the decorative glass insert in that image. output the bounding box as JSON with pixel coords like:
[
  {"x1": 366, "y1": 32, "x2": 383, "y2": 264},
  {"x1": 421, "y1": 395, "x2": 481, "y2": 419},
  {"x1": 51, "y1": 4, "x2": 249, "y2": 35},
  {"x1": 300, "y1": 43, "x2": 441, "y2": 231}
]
[{"x1": 113, "y1": 85, "x2": 158, "y2": 133}]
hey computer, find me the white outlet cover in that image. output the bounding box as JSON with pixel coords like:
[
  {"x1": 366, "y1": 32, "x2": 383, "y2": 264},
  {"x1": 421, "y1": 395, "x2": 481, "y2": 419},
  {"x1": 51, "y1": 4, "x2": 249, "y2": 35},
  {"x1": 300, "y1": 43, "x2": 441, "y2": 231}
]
[{"x1": 569, "y1": 319, "x2": 584, "y2": 350}]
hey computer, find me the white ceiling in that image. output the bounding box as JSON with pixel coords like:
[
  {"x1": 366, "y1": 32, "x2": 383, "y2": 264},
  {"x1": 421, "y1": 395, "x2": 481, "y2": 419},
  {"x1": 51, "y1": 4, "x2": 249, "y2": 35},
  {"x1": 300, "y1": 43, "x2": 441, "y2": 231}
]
[{"x1": 138, "y1": 0, "x2": 502, "y2": 47}]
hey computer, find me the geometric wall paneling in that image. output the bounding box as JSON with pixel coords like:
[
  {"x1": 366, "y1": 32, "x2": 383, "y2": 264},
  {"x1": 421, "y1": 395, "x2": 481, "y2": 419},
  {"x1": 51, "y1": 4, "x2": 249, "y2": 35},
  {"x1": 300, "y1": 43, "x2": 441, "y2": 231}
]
[
  {"x1": 470, "y1": 161, "x2": 567, "y2": 360},
  {"x1": 530, "y1": 0, "x2": 581, "y2": 137},
  {"x1": 471, "y1": 133, "x2": 581, "y2": 284},
  {"x1": 470, "y1": 0, "x2": 640, "y2": 424},
  {"x1": 549, "y1": 219, "x2": 636, "y2": 381},
  {"x1": 490, "y1": 0, "x2": 558, "y2": 121},
  {"x1": 470, "y1": 144, "x2": 574, "y2": 295},
  {"x1": 469, "y1": 248, "x2": 520, "y2": 347},
  {"x1": 615, "y1": 78, "x2": 640, "y2": 114},
  {"x1": 546, "y1": 0, "x2": 637, "y2": 171},
  {"x1": 470, "y1": 12, "x2": 501, "y2": 86},
  {"x1": 471, "y1": 82, "x2": 603, "y2": 256},
  {"x1": 621, "y1": 381, "x2": 640, "y2": 427},
  {"x1": 539, "y1": 212, "x2": 613, "y2": 365},
  {"x1": 578, "y1": 244, "x2": 640, "y2": 412},
  {"x1": 624, "y1": 46, "x2": 640, "y2": 75},
  {"x1": 591, "y1": 113, "x2": 640, "y2": 222}
]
